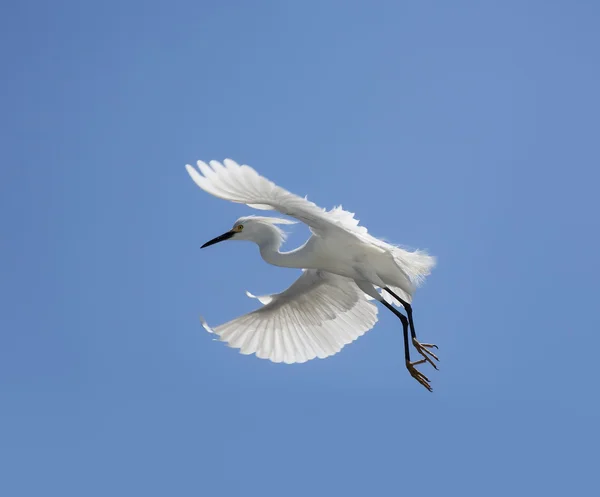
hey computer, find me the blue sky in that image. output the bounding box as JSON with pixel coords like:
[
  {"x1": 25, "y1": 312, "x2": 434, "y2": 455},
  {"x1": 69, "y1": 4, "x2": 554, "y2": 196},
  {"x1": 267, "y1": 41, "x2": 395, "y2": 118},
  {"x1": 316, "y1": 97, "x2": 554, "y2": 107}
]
[{"x1": 2, "y1": 1, "x2": 599, "y2": 495}]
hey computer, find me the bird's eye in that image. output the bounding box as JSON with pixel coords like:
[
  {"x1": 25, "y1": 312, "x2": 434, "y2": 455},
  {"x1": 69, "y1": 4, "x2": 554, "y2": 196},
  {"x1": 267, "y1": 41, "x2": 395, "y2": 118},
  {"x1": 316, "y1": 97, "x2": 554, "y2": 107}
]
[{"x1": 237, "y1": 225, "x2": 244, "y2": 231}]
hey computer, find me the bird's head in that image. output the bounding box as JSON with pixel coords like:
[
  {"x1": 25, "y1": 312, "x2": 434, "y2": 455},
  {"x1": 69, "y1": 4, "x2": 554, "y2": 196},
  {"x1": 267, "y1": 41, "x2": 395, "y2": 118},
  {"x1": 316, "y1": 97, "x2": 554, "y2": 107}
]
[{"x1": 201, "y1": 216, "x2": 296, "y2": 249}]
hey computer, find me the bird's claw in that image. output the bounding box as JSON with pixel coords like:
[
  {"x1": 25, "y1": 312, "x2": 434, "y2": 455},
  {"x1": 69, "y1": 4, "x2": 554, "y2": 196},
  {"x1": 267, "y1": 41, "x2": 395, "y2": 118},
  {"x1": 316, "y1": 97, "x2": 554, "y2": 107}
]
[
  {"x1": 412, "y1": 338, "x2": 439, "y2": 370},
  {"x1": 407, "y1": 359, "x2": 433, "y2": 392}
]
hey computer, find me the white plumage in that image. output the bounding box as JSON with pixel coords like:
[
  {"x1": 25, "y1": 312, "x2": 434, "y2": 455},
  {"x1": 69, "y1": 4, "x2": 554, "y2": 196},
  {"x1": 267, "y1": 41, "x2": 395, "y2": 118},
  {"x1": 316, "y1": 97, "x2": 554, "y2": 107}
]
[
  {"x1": 186, "y1": 159, "x2": 439, "y2": 390},
  {"x1": 201, "y1": 270, "x2": 378, "y2": 364}
]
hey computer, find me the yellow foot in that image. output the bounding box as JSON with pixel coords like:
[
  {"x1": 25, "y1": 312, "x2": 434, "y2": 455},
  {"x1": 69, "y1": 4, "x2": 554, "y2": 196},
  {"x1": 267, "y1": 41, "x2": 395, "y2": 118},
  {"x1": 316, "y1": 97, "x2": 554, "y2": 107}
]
[
  {"x1": 412, "y1": 338, "x2": 439, "y2": 370},
  {"x1": 407, "y1": 359, "x2": 433, "y2": 392}
]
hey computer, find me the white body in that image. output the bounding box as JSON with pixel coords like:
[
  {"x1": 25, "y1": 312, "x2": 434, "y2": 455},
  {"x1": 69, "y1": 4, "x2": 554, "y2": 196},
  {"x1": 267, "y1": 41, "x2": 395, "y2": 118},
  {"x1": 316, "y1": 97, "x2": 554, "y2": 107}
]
[{"x1": 187, "y1": 159, "x2": 436, "y2": 364}]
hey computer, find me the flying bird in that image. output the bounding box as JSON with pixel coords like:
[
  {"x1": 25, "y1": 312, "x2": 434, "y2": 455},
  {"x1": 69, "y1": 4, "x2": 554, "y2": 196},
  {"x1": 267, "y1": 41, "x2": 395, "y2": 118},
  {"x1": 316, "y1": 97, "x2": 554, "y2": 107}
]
[{"x1": 186, "y1": 159, "x2": 438, "y2": 391}]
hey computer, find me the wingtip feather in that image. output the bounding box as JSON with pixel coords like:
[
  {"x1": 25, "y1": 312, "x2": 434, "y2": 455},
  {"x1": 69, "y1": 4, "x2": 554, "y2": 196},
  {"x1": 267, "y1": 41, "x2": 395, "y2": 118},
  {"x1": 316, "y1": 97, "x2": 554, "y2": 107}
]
[{"x1": 199, "y1": 315, "x2": 214, "y2": 334}]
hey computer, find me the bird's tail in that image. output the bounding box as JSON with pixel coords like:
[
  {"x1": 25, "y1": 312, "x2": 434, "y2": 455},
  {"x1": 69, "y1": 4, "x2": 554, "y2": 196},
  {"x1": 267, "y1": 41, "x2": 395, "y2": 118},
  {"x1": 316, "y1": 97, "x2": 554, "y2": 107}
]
[
  {"x1": 378, "y1": 248, "x2": 435, "y2": 306},
  {"x1": 392, "y1": 246, "x2": 436, "y2": 287}
]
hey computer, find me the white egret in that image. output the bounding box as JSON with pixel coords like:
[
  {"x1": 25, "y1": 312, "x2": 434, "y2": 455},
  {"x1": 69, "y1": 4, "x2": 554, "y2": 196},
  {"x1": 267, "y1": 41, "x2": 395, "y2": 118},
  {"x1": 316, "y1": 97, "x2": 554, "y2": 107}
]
[{"x1": 186, "y1": 159, "x2": 438, "y2": 391}]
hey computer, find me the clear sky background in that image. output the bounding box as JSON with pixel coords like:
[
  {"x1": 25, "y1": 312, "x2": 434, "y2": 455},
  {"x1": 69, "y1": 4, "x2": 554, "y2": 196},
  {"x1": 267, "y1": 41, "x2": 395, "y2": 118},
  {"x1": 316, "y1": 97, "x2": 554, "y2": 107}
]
[{"x1": 2, "y1": 1, "x2": 599, "y2": 496}]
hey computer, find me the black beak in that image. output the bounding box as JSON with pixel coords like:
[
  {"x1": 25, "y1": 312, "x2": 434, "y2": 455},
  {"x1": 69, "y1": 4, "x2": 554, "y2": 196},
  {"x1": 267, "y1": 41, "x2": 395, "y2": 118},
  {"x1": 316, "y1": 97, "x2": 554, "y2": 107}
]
[{"x1": 201, "y1": 230, "x2": 235, "y2": 249}]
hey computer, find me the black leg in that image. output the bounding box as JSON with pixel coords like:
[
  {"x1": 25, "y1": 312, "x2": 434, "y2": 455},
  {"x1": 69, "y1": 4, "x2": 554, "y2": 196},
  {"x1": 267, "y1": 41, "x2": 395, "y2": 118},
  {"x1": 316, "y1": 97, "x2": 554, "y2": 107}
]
[
  {"x1": 381, "y1": 300, "x2": 432, "y2": 392},
  {"x1": 381, "y1": 300, "x2": 410, "y2": 362},
  {"x1": 384, "y1": 288, "x2": 439, "y2": 369},
  {"x1": 383, "y1": 289, "x2": 417, "y2": 338}
]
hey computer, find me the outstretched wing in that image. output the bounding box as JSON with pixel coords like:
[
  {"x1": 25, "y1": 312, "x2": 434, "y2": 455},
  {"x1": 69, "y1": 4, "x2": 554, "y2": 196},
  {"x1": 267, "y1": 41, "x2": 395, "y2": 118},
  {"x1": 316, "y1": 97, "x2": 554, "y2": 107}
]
[
  {"x1": 185, "y1": 159, "x2": 369, "y2": 238},
  {"x1": 186, "y1": 159, "x2": 436, "y2": 288},
  {"x1": 200, "y1": 270, "x2": 379, "y2": 364}
]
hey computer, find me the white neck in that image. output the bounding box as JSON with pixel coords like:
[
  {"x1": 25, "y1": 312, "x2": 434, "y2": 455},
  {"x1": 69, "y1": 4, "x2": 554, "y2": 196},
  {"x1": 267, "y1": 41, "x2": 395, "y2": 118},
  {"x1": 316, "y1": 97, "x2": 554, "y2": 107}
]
[{"x1": 256, "y1": 226, "x2": 308, "y2": 269}]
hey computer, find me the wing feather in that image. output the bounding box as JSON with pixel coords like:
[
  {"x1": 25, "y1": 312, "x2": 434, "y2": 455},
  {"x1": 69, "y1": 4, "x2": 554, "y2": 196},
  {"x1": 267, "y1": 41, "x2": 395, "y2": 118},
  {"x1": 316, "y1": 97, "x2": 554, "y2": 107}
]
[
  {"x1": 186, "y1": 159, "x2": 369, "y2": 237},
  {"x1": 200, "y1": 270, "x2": 378, "y2": 364}
]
